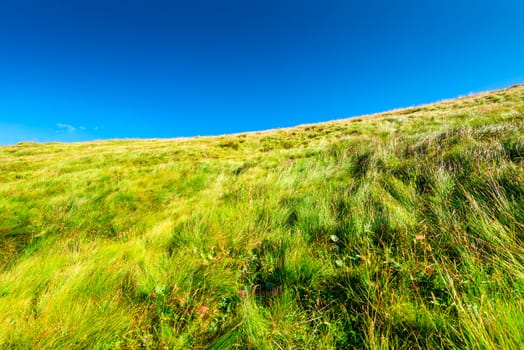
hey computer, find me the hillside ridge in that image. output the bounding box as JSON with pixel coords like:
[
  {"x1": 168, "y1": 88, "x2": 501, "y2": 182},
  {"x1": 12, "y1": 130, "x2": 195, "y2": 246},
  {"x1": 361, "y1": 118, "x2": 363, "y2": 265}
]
[{"x1": 3, "y1": 84, "x2": 523, "y2": 148}]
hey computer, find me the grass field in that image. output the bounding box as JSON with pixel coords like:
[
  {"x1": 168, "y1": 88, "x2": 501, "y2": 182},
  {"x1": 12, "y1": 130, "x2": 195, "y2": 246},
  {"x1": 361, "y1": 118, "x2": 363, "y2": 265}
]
[{"x1": 1, "y1": 85, "x2": 523, "y2": 349}]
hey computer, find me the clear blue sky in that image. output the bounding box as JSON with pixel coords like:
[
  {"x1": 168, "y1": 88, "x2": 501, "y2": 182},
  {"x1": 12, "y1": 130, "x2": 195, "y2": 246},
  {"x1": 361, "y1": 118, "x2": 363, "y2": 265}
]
[{"x1": 1, "y1": 0, "x2": 523, "y2": 145}]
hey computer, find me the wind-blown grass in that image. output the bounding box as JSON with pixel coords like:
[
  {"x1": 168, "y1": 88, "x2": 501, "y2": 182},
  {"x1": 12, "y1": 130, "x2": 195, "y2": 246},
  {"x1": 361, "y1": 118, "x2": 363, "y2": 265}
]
[{"x1": 0, "y1": 85, "x2": 523, "y2": 349}]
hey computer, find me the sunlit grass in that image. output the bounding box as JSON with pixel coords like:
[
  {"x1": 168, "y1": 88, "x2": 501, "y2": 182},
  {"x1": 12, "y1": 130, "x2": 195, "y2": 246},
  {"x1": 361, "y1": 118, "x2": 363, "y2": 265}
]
[{"x1": 1, "y1": 85, "x2": 523, "y2": 348}]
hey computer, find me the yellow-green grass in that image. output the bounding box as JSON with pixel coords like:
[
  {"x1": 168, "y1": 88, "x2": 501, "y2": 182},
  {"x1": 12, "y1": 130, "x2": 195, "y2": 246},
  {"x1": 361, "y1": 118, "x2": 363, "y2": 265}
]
[{"x1": 1, "y1": 85, "x2": 523, "y2": 349}]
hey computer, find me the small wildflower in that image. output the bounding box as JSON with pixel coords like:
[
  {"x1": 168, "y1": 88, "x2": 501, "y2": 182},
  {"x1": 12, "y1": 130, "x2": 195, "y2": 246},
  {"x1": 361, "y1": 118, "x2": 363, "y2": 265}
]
[{"x1": 199, "y1": 306, "x2": 210, "y2": 318}]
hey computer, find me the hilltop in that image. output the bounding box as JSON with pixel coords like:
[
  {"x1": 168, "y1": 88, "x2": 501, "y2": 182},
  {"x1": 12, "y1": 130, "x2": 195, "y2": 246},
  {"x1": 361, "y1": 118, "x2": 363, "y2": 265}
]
[{"x1": 1, "y1": 85, "x2": 523, "y2": 349}]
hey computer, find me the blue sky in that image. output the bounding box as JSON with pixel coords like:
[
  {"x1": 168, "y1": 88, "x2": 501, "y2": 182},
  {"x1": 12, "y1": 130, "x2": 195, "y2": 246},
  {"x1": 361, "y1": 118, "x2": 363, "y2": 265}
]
[{"x1": 1, "y1": 0, "x2": 523, "y2": 145}]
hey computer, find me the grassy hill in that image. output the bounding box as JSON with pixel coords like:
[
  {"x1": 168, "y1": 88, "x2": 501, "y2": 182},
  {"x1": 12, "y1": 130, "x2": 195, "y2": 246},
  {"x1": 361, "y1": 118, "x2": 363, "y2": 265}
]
[{"x1": 1, "y1": 85, "x2": 523, "y2": 349}]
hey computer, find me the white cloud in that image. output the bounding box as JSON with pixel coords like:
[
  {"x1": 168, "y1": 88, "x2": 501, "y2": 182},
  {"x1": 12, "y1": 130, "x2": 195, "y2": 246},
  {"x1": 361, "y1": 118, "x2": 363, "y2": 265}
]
[{"x1": 56, "y1": 123, "x2": 77, "y2": 133}]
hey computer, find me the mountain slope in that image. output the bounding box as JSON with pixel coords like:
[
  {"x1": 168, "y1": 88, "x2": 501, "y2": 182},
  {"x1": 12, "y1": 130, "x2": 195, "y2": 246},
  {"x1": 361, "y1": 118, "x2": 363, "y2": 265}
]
[{"x1": 1, "y1": 85, "x2": 523, "y2": 349}]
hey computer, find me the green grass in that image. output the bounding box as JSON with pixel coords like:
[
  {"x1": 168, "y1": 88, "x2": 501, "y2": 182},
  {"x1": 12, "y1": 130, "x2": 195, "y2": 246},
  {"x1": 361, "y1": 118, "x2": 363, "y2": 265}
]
[{"x1": 1, "y1": 85, "x2": 523, "y2": 349}]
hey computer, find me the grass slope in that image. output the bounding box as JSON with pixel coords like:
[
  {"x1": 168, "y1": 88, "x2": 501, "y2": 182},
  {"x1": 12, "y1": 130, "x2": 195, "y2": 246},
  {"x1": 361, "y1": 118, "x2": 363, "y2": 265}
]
[{"x1": 1, "y1": 85, "x2": 523, "y2": 349}]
